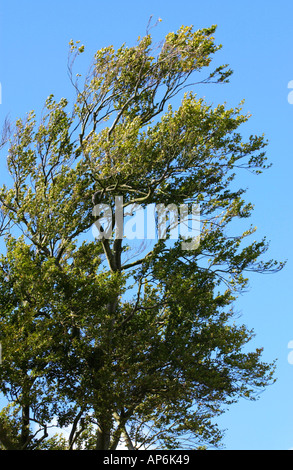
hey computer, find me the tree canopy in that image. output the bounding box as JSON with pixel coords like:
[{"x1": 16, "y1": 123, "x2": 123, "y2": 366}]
[{"x1": 0, "y1": 23, "x2": 284, "y2": 450}]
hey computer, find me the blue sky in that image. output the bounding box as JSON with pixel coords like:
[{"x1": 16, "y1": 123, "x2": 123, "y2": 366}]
[{"x1": 0, "y1": 0, "x2": 293, "y2": 450}]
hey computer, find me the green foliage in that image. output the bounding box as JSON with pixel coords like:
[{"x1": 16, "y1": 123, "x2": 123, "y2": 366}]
[{"x1": 0, "y1": 23, "x2": 283, "y2": 450}]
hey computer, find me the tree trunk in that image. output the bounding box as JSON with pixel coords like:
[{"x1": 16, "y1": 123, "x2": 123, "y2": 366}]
[
  {"x1": 95, "y1": 225, "x2": 123, "y2": 450},
  {"x1": 96, "y1": 423, "x2": 111, "y2": 450},
  {"x1": 20, "y1": 404, "x2": 30, "y2": 449}
]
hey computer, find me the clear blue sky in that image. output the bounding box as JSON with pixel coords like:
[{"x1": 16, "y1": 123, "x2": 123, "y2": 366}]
[{"x1": 0, "y1": 0, "x2": 293, "y2": 450}]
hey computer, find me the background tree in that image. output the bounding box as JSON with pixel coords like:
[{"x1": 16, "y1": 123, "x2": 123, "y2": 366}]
[{"x1": 0, "y1": 23, "x2": 284, "y2": 450}]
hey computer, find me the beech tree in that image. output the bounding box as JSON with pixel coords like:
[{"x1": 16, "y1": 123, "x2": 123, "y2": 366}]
[{"x1": 0, "y1": 23, "x2": 284, "y2": 450}]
